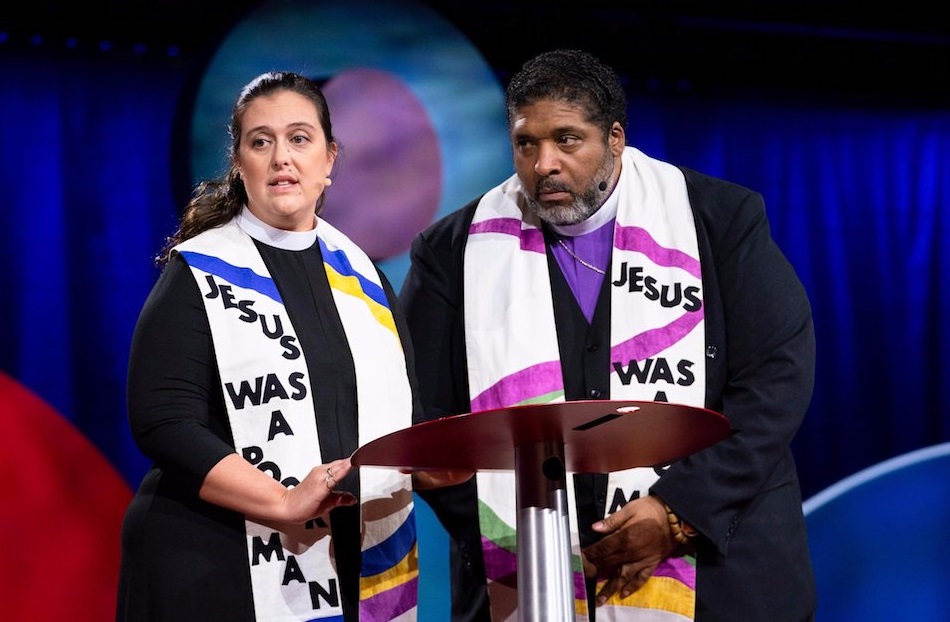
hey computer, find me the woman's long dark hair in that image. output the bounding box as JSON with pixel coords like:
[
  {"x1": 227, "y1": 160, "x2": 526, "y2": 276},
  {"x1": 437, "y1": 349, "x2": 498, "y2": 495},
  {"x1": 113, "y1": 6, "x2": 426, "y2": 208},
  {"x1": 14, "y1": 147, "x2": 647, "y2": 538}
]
[{"x1": 156, "y1": 71, "x2": 336, "y2": 267}]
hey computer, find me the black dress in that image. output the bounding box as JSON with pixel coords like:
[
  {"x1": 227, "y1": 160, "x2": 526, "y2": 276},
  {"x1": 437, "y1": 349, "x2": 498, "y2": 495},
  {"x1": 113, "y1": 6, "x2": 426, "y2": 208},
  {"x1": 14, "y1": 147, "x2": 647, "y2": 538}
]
[{"x1": 117, "y1": 236, "x2": 409, "y2": 621}]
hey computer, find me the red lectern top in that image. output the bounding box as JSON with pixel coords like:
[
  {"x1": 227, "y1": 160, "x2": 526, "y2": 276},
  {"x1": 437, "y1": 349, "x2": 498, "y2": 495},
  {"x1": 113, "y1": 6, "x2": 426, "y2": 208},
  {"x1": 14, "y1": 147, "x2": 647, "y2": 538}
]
[{"x1": 352, "y1": 400, "x2": 731, "y2": 473}]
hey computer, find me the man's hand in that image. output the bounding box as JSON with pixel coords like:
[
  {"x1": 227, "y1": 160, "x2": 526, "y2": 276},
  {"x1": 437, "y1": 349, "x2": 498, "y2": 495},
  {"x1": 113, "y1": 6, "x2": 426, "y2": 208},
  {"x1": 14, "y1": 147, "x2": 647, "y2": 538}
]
[
  {"x1": 406, "y1": 468, "x2": 475, "y2": 490},
  {"x1": 581, "y1": 494, "x2": 678, "y2": 606}
]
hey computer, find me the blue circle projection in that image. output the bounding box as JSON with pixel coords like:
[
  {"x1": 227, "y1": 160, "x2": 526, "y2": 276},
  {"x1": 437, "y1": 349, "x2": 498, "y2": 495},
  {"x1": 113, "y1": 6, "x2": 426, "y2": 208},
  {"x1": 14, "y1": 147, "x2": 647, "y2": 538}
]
[{"x1": 188, "y1": 0, "x2": 511, "y2": 285}]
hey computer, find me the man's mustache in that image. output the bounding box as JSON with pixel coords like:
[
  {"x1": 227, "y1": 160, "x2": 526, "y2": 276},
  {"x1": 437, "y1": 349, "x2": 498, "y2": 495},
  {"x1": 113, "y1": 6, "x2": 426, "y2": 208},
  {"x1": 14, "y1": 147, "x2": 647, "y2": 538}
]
[{"x1": 536, "y1": 181, "x2": 570, "y2": 194}]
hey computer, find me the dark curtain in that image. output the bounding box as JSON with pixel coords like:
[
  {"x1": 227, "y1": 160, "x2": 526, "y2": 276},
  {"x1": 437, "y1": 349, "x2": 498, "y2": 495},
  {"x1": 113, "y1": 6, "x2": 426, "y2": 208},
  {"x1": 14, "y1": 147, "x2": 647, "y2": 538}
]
[
  {"x1": 1, "y1": 36, "x2": 948, "y2": 618},
  {"x1": 0, "y1": 51, "x2": 184, "y2": 486}
]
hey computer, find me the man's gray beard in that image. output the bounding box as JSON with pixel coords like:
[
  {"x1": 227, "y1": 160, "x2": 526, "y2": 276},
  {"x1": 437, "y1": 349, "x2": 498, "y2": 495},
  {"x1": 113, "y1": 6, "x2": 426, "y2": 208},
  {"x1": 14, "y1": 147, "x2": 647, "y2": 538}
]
[{"x1": 527, "y1": 188, "x2": 601, "y2": 226}]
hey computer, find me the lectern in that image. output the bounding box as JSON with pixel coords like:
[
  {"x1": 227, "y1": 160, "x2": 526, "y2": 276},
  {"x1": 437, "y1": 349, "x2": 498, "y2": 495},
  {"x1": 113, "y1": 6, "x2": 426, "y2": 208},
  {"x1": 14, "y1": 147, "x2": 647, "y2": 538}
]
[{"x1": 351, "y1": 400, "x2": 731, "y2": 621}]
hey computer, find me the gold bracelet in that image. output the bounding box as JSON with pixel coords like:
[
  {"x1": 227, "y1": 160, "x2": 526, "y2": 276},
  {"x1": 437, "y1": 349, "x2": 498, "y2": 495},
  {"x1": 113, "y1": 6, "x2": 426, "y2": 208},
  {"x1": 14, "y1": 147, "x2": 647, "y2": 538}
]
[{"x1": 662, "y1": 502, "x2": 697, "y2": 546}]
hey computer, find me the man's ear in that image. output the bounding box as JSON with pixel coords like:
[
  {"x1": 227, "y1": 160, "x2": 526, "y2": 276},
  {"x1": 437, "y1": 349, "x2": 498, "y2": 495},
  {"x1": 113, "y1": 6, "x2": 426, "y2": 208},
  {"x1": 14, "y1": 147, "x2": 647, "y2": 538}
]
[{"x1": 609, "y1": 122, "x2": 626, "y2": 156}]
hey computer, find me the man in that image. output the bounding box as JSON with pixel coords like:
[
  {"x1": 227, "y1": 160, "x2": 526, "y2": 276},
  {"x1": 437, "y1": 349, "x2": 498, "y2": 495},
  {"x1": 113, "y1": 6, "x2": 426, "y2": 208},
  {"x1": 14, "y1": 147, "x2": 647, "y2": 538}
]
[{"x1": 401, "y1": 49, "x2": 816, "y2": 621}]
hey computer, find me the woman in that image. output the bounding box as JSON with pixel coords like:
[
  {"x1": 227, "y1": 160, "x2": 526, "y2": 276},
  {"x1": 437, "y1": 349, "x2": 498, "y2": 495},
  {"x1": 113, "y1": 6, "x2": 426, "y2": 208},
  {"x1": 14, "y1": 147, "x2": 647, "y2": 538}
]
[{"x1": 117, "y1": 71, "x2": 420, "y2": 621}]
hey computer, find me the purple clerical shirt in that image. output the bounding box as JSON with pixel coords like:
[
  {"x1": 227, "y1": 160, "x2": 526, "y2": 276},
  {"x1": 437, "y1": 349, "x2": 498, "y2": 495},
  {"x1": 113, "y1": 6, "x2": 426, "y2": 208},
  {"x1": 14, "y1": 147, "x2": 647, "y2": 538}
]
[{"x1": 549, "y1": 219, "x2": 614, "y2": 323}]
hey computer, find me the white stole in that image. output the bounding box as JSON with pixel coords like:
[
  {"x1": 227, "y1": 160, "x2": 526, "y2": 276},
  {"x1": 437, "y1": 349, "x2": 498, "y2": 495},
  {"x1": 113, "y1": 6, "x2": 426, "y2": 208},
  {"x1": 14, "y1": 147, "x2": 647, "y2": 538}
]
[
  {"x1": 177, "y1": 214, "x2": 417, "y2": 621},
  {"x1": 464, "y1": 147, "x2": 705, "y2": 621}
]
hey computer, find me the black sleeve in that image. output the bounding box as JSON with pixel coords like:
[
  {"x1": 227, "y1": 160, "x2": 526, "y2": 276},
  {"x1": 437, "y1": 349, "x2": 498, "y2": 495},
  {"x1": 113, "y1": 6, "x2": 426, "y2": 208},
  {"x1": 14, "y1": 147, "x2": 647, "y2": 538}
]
[
  {"x1": 398, "y1": 207, "x2": 475, "y2": 424},
  {"x1": 652, "y1": 171, "x2": 816, "y2": 554},
  {"x1": 398, "y1": 207, "x2": 492, "y2": 618},
  {"x1": 126, "y1": 254, "x2": 236, "y2": 493}
]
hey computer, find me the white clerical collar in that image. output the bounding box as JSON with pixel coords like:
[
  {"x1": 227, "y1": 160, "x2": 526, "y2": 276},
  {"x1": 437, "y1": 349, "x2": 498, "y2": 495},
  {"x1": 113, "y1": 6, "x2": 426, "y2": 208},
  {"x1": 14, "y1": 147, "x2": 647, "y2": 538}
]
[
  {"x1": 237, "y1": 207, "x2": 318, "y2": 251},
  {"x1": 548, "y1": 181, "x2": 620, "y2": 237}
]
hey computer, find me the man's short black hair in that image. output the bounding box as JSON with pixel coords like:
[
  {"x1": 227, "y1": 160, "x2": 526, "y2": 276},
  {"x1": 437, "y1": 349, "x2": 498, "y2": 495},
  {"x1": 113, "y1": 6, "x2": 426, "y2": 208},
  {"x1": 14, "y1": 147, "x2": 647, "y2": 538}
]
[{"x1": 505, "y1": 49, "x2": 628, "y2": 136}]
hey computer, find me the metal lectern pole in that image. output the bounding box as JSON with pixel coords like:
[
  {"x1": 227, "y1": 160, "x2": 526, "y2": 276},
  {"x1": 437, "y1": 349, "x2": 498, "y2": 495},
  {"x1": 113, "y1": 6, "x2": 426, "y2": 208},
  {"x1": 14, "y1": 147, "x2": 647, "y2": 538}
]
[{"x1": 515, "y1": 440, "x2": 574, "y2": 621}]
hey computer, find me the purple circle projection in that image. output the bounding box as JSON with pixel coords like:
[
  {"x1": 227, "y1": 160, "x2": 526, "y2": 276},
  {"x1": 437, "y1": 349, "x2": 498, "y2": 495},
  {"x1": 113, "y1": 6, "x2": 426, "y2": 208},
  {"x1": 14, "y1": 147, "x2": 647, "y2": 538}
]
[
  {"x1": 321, "y1": 68, "x2": 441, "y2": 260},
  {"x1": 187, "y1": 0, "x2": 513, "y2": 286}
]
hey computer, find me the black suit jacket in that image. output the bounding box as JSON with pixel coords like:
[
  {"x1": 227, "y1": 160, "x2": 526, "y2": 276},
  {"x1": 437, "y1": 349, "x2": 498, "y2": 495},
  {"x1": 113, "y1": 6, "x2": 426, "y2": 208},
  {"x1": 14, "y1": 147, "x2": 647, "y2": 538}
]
[{"x1": 399, "y1": 166, "x2": 817, "y2": 622}]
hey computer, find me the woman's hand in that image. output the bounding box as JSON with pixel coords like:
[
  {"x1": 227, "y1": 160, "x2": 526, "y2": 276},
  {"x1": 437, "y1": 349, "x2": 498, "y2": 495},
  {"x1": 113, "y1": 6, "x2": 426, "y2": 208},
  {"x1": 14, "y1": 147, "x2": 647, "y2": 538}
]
[
  {"x1": 200, "y1": 454, "x2": 356, "y2": 524},
  {"x1": 278, "y1": 458, "x2": 357, "y2": 522}
]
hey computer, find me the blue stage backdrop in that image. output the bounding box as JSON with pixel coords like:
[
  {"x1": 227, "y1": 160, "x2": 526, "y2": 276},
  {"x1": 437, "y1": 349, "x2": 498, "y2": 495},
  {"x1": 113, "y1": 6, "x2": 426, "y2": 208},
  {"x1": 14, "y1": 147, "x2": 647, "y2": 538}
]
[{"x1": 1, "y1": 1, "x2": 949, "y2": 619}]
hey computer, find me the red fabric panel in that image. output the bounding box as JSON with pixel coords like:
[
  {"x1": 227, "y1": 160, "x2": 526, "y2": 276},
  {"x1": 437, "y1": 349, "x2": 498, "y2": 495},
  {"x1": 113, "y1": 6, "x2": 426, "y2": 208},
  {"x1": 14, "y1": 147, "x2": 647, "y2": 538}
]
[{"x1": 0, "y1": 371, "x2": 133, "y2": 621}]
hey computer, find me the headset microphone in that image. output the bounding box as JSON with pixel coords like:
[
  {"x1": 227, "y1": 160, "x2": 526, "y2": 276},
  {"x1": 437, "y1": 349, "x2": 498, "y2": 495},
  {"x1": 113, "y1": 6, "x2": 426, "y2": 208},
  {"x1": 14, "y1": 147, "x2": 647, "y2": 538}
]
[{"x1": 598, "y1": 180, "x2": 608, "y2": 191}]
